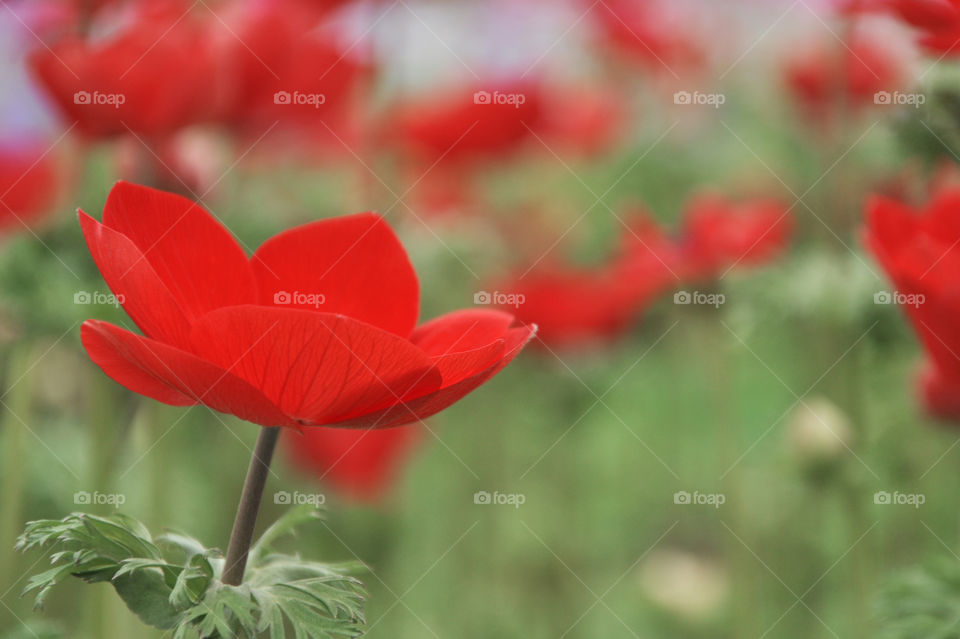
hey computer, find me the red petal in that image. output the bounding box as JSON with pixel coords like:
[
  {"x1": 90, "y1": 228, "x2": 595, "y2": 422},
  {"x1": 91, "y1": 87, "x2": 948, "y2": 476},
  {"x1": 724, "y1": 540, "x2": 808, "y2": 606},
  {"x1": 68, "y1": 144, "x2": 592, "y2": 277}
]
[
  {"x1": 286, "y1": 425, "x2": 423, "y2": 501},
  {"x1": 328, "y1": 324, "x2": 536, "y2": 428},
  {"x1": 81, "y1": 320, "x2": 295, "y2": 427},
  {"x1": 411, "y1": 309, "x2": 514, "y2": 383},
  {"x1": 79, "y1": 212, "x2": 192, "y2": 348},
  {"x1": 101, "y1": 181, "x2": 256, "y2": 319},
  {"x1": 189, "y1": 307, "x2": 442, "y2": 426},
  {"x1": 250, "y1": 213, "x2": 419, "y2": 337}
]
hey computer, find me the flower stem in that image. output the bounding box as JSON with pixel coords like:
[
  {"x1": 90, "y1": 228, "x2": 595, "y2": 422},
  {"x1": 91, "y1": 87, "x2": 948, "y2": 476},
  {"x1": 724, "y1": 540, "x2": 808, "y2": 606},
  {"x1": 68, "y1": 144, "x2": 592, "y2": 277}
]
[{"x1": 222, "y1": 426, "x2": 281, "y2": 586}]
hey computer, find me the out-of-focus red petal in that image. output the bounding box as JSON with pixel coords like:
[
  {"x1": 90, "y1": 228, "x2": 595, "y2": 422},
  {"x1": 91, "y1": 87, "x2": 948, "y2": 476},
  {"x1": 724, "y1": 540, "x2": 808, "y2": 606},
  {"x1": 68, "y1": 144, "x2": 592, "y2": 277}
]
[
  {"x1": 328, "y1": 324, "x2": 536, "y2": 429},
  {"x1": 189, "y1": 307, "x2": 442, "y2": 427},
  {"x1": 286, "y1": 425, "x2": 424, "y2": 501},
  {"x1": 79, "y1": 212, "x2": 192, "y2": 349},
  {"x1": 81, "y1": 320, "x2": 295, "y2": 427},
  {"x1": 250, "y1": 213, "x2": 419, "y2": 337},
  {"x1": 101, "y1": 182, "x2": 256, "y2": 318}
]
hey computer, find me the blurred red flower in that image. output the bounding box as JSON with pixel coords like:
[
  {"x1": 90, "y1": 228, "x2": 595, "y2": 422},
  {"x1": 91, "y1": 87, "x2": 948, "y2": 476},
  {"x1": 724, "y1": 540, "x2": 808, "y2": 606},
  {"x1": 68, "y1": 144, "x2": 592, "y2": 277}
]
[
  {"x1": 866, "y1": 189, "x2": 960, "y2": 421},
  {"x1": 588, "y1": 0, "x2": 703, "y2": 74},
  {"x1": 79, "y1": 181, "x2": 535, "y2": 428},
  {"x1": 0, "y1": 145, "x2": 59, "y2": 234},
  {"x1": 501, "y1": 215, "x2": 678, "y2": 348},
  {"x1": 784, "y1": 36, "x2": 902, "y2": 123},
  {"x1": 30, "y1": 3, "x2": 216, "y2": 139},
  {"x1": 387, "y1": 84, "x2": 545, "y2": 170},
  {"x1": 286, "y1": 425, "x2": 423, "y2": 501},
  {"x1": 214, "y1": 0, "x2": 371, "y2": 141},
  {"x1": 867, "y1": 0, "x2": 960, "y2": 56},
  {"x1": 678, "y1": 194, "x2": 792, "y2": 279}
]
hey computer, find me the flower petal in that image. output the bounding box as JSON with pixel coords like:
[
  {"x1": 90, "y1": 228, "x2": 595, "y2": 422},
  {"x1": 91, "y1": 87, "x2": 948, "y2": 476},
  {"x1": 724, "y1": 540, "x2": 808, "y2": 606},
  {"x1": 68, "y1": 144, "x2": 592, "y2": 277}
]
[
  {"x1": 250, "y1": 213, "x2": 419, "y2": 337},
  {"x1": 101, "y1": 181, "x2": 256, "y2": 318},
  {"x1": 328, "y1": 323, "x2": 536, "y2": 428},
  {"x1": 411, "y1": 309, "x2": 515, "y2": 383},
  {"x1": 285, "y1": 425, "x2": 423, "y2": 501},
  {"x1": 81, "y1": 320, "x2": 295, "y2": 427},
  {"x1": 79, "y1": 212, "x2": 192, "y2": 348},
  {"x1": 189, "y1": 306, "x2": 442, "y2": 426}
]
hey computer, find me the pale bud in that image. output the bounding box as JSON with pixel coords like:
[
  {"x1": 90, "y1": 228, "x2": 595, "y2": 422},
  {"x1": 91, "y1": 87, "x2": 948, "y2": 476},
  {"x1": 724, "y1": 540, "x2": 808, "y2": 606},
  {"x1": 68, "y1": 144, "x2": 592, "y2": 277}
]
[{"x1": 638, "y1": 549, "x2": 727, "y2": 621}]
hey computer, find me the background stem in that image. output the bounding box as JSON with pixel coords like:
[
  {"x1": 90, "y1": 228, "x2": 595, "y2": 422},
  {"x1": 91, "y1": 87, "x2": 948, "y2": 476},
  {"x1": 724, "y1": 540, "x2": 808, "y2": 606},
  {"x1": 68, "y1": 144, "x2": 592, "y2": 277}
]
[{"x1": 221, "y1": 426, "x2": 281, "y2": 586}]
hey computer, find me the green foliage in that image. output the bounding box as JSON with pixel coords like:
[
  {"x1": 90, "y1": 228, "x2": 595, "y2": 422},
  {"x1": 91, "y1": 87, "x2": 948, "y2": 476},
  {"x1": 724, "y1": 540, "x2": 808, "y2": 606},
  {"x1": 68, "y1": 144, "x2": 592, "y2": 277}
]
[
  {"x1": 16, "y1": 508, "x2": 366, "y2": 638},
  {"x1": 877, "y1": 557, "x2": 960, "y2": 638}
]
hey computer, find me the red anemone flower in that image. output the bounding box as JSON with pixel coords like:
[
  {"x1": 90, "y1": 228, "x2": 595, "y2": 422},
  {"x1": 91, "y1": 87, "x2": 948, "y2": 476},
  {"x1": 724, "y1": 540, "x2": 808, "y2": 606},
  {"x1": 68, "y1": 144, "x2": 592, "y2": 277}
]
[
  {"x1": 387, "y1": 84, "x2": 545, "y2": 170},
  {"x1": 286, "y1": 425, "x2": 423, "y2": 501},
  {"x1": 79, "y1": 182, "x2": 535, "y2": 429},
  {"x1": 783, "y1": 36, "x2": 902, "y2": 123},
  {"x1": 501, "y1": 215, "x2": 678, "y2": 348},
  {"x1": 588, "y1": 0, "x2": 703, "y2": 74},
  {"x1": 866, "y1": 189, "x2": 960, "y2": 421},
  {"x1": 29, "y1": 3, "x2": 215, "y2": 139},
  {"x1": 0, "y1": 145, "x2": 59, "y2": 234},
  {"x1": 214, "y1": 0, "x2": 372, "y2": 147},
  {"x1": 678, "y1": 195, "x2": 792, "y2": 279}
]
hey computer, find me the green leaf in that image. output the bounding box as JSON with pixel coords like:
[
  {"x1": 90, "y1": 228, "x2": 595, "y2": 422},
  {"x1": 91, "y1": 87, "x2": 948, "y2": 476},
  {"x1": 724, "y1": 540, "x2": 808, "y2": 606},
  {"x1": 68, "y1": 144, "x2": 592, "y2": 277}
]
[
  {"x1": 112, "y1": 570, "x2": 182, "y2": 630},
  {"x1": 250, "y1": 505, "x2": 322, "y2": 563},
  {"x1": 877, "y1": 556, "x2": 960, "y2": 638},
  {"x1": 18, "y1": 510, "x2": 367, "y2": 639}
]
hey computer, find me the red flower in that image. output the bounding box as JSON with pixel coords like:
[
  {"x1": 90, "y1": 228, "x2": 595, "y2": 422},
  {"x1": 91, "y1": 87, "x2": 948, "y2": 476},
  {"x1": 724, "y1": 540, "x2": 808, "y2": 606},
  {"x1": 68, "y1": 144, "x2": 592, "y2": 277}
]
[
  {"x1": 30, "y1": 3, "x2": 215, "y2": 139},
  {"x1": 678, "y1": 194, "x2": 792, "y2": 279},
  {"x1": 501, "y1": 215, "x2": 677, "y2": 348},
  {"x1": 286, "y1": 425, "x2": 423, "y2": 501},
  {"x1": 387, "y1": 84, "x2": 545, "y2": 170},
  {"x1": 215, "y1": 0, "x2": 371, "y2": 141},
  {"x1": 0, "y1": 144, "x2": 59, "y2": 234},
  {"x1": 79, "y1": 182, "x2": 535, "y2": 428},
  {"x1": 866, "y1": 189, "x2": 960, "y2": 421},
  {"x1": 784, "y1": 36, "x2": 902, "y2": 122},
  {"x1": 588, "y1": 0, "x2": 703, "y2": 74}
]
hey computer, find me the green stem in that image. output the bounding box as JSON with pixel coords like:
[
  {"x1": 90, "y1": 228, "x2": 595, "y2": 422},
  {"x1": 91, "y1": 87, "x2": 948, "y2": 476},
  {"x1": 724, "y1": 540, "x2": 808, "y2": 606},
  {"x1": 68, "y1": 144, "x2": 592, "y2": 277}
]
[{"x1": 222, "y1": 427, "x2": 281, "y2": 586}]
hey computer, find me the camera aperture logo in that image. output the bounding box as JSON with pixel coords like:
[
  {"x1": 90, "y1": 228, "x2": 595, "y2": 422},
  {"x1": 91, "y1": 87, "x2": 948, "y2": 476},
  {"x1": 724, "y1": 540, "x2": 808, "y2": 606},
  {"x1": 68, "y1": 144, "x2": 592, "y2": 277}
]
[
  {"x1": 274, "y1": 490, "x2": 326, "y2": 506},
  {"x1": 473, "y1": 490, "x2": 525, "y2": 508},
  {"x1": 674, "y1": 90, "x2": 726, "y2": 108},
  {"x1": 274, "y1": 290, "x2": 325, "y2": 308},
  {"x1": 74, "y1": 290, "x2": 125, "y2": 307},
  {"x1": 874, "y1": 491, "x2": 924, "y2": 508},
  {"x1": 874, "y1": 91, "x2": 925, "y2": 108},
  {"x1": 473, "y1": 90, "x2": 526, "y2": 108},
  {"x1": 673, "y1": 490, "x2": 725, "y2": 508},
  {"x1": 273, "y1": 90, "x2": 326, "y2": 108},
  {"x1": 73, "y1": 90, "x2": 126, "y2": 108},
  {"x1": 474, "y1": 290, "x2": 525, "y2": 308},
  {"x1": 674, "y1": 290, "x2": 725, "y2": 308},
  {"x1": 874, "y1": 290, "x2": 924, "y2": 308},
  {"x1": 74, "y1": 490, "x2": 126, "y2": 506}
]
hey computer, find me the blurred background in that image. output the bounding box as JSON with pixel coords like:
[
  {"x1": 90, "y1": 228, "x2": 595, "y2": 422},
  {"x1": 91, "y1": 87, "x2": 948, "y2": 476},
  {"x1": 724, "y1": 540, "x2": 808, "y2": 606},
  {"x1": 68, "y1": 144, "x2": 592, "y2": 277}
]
[{"x1": 1, "y1": 0, "x2": 960, "y2": 637}]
